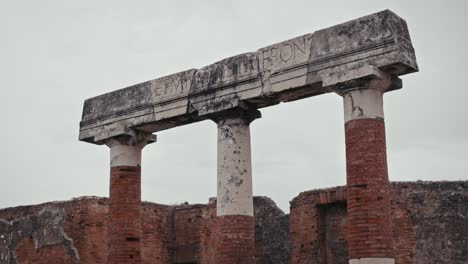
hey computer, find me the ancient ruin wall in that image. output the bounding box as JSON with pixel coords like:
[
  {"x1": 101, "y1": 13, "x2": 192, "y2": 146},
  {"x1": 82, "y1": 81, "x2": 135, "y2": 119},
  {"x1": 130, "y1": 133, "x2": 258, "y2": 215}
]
[
  {"x1": 0, "y1": 181, "x2": 466, "y2": 264},
  {"x1": 0, "y1": 196, "x2": 289, "y2": 264},
  {"x1": 394, "y1": 182, "x2": 468, "y2": 263},
  {"x1": 290, "y1": 181, "x2": 468, "y2": 264}
]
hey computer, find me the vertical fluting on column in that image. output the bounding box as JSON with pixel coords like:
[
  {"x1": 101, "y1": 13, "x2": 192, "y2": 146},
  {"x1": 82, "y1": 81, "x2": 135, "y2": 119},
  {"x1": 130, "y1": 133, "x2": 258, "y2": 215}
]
[
  {"x1": 105, "y1": 132, "x2": 155, "y2": 264},
  {"x1": 213, "y1": 107, "x2": 261, "y2": 264},
  {"x1": 336, "y1": 72, "x2": 399, "y2": 264}
]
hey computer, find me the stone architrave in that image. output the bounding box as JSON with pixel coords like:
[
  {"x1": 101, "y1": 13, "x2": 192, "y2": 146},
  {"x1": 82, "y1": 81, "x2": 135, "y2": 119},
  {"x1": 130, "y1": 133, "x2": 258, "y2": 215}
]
[{"x1": 79, "y1": 10, "x2": 417, "y2": 144}]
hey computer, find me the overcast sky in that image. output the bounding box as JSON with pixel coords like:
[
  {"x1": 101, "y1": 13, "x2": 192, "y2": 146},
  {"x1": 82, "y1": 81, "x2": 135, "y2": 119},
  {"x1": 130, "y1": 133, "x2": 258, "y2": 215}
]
[{"x1": 1, "y1": 0, "x2": 467, "y2": 212}]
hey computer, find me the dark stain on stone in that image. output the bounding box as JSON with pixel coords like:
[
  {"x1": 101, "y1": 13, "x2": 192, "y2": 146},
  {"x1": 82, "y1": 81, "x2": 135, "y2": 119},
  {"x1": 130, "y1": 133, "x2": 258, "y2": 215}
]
[{"x1": 0, "y1": 207, "x2": 79, "y2": 264}]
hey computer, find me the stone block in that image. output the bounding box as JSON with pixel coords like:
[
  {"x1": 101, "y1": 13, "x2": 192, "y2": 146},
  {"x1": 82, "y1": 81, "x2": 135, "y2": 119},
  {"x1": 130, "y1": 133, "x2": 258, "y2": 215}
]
[{"x1": 79, "y1": 9, "x2": 418, "y2": 144}]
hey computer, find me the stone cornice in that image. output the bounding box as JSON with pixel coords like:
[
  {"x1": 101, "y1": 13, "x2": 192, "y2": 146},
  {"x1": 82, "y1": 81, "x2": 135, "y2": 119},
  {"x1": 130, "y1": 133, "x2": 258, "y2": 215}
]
[{"x1": 79, "y1": 9, "x2": 418, "y2": 144}]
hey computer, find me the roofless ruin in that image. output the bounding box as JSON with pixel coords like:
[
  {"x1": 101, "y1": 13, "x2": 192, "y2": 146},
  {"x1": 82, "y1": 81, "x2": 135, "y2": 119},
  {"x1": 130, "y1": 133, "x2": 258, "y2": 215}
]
[{"x1": 79, "y1": 10, "x2": 418, "y2": 264}]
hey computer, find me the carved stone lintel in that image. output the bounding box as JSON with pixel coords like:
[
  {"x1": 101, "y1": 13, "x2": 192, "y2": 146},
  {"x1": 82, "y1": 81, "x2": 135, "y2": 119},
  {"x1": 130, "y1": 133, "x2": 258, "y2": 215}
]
[{"x1": 211, "y1": 102, "x2": 261, "y2": 126}]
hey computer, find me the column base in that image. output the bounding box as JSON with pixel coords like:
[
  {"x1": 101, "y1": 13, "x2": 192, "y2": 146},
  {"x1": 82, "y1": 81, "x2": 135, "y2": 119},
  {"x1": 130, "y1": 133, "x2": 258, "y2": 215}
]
[
  {"x1": 215, "y1": 215, "x2": 255, "y2": 264},
  {"x1": 349, "y1": 258, "x2": 395, "y2": 264}
]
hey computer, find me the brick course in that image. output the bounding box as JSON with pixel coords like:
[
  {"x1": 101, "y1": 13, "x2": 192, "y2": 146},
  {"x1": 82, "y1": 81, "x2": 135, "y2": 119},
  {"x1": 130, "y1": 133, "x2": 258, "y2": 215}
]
[
  {"x1": 141, "y1": 202, "x2": 172, "y2": 264},
  {"x1": 0, "y1": 182, "x2": 466, "y2": 264},
  {"x1": 109, "y1": 166, "x2": 142, "y2": 263},
  {"x1": 214, "y1": 215, "x2": 255, "y2": 264},
  {"x1": 290, "y1": 187, "x2": 347, "y2": 264},
  {"x1": 14, "y1": 237, "x2": 75, "y2": 264},
  {"x1": 345, "y1": 118, "x2": 394, "y2": 259}
]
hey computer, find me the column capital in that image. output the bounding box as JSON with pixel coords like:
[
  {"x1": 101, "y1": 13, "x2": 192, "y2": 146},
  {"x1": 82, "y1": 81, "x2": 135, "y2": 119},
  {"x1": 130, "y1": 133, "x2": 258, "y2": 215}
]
[
  {"x1": 211, "y1": 102, "x2": 261, "y2": 126},
  {"x1": 105, "y1": 129, "x2": 156, "y2": 149},
  {"x1": 324, "y1": 66, "x2": 402, "y2": 96},
  {"x1": 105, "y1": 130, "x2": 156, "y2": 167}
]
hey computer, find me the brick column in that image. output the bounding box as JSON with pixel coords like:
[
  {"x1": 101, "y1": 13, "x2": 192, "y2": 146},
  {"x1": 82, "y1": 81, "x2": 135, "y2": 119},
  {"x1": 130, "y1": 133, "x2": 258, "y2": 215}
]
[
  {"x1": 213, "y1": 107, "x2": 261, "y2": 264},
  {"x1": 334, "y1": 70, "x2": 400, "y2": 264},
  {"x1": 105, "y1": 131, "x2": 156, "y2": 264}
]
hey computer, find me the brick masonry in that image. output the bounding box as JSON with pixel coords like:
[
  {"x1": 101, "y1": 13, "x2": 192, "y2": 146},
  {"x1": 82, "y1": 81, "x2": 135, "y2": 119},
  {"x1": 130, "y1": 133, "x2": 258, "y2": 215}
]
[
  {"x1": 290, "y1": 181, "x2": 468, "y2": 264},
  {"x1": 0, "y1": 181, "x2": 466, "y2": 263},
  {"x1": 214, "y1": 215, "x2": 255, "y2": 263},
  {"x1": 344, "y1": 118, "x2": 394, "y2": 260},
  {"x1": 0, "y1": 196, "x2": 289, "y2": 264},
  {"x1": 290, "y1": 187, "x2": 347, "y2": 264},
  {"x1": 109, "y1": 166, "x2": 143, "y2": 263},
  {"x1": 14, "y1": 237, "x2": 75, "y2": 264}
]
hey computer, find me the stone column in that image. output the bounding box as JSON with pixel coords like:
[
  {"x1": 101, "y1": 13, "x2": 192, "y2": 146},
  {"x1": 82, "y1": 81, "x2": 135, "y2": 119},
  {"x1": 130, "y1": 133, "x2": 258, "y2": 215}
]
[
  {"x1": 105, "y1": 131, "x2": 156, "y2": 264},
  {"x1": 334, "y1": 70, "x2": 400, "y2": 264},
  {"x1": 213, "y1": 107, "x2": 261, "y2": 264}
]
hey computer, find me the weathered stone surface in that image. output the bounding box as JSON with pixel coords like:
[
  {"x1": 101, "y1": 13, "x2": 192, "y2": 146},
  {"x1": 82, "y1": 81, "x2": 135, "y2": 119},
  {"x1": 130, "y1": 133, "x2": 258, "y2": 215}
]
[
  {"x1": 0, "y1": 206, "x2": 79, "y2": 264},
  {"x1": 79, "y1": 9, "x2": 418, "y2": 144},
  {"x1": 290, "y1": 181, "x2": 468, "y2": 264},
  {"x1": 80, "y1": 69, "x2": 195, "y2": 144},
  {"x1": 0, "y1": 182, "x2": 466, "y2": 263},
  {"x1": 0, "y1": 196, "x2": 289, "y2": 264},
  {"x1": 190, "y1": 53, "x2": 262, "y2": 117},
  {"x1": 258, "y1": 33, "x2": 314, "y2": 97},
  {"x1": 397, "y1": 181, "x2": 468, "y2": 264},
  {"x1": 254, "y1": 196, "x2": 291, "y2": 264},
  {"x1": 215, "y1": 111, "x2": 259, "y2": 217}
]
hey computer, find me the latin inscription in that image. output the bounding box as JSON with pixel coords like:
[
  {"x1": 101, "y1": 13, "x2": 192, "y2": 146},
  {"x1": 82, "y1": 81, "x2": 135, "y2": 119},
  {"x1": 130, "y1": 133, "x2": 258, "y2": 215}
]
[
  {"x1": 151, "y1": 69, "x2": 196, "y2": 100},
  {"x1": 193, "y1": 53, "x2": 259, "y2": 91},
  {"x1": 258, "y1": 33, "x2": 313, "y2": 72},
  {"x1": 222, "y1": 57, "x2": 257, "y2": 79},
  {"x1": 80, "y1": 10, "x2": 419, "y2": 142}
]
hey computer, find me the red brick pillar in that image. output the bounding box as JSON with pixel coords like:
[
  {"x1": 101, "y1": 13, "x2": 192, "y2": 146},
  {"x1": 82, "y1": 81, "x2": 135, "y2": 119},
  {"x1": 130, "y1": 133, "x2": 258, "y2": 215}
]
[
  {"x1": 334, "y1": 69, "x2": 400, "y2": 264},
  {"x1": 105, "y1": 132, "x2": 156, "y2": 264},
  {"x1": 213, "y1": 107, "x2": 261, "y2": 264}
]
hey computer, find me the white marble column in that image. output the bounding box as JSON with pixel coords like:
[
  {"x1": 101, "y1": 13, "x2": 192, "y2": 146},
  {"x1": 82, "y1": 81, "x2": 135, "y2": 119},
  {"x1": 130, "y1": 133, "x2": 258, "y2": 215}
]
[
  {"x1": 212, "y1": 107, "x2": 260, "y2": 263},
  {"x1": 216, "y1": 116, "x2": 256, "y2": 216}
]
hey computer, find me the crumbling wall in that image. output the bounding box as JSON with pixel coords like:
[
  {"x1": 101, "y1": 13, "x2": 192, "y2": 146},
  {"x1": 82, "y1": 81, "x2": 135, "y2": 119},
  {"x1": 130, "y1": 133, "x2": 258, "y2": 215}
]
[
  {"x1": 0, "y1": 196, "x2": 289, "y2": 264},
  {"x1": 0, "y1": 198, "x2": 172, "y2": 264},
  {"x1": 171, "y1": 197, "x2": 291, "y2": 264},
  {"x1": 0, "y1": 197, "x2": 103, "y2": 264},
  {"x1": 290, "y1": 186, "x2": 347, "y2": 264},
  {"x1": 1, "y1": 181, "x2": 466, "y2": 264},
  {"x1": 171, "y1": 204, "x2": 205, "y2": 263},
  {"x1": 323, "y1": 202, "x2": 348, "y2": 264},
  {"x1": 289, "y1": 181, "x2": 468, "y2": 264},
  {"x1": 254, "y1": 196, "x2": 291, "y2": 264},
  {"x1": 394, "y1": 181, "x2": 468, "y2": 264},
  {"x1": 199, "y1": 200, "x2": 217, "y2": 264},
  {"x1": 141, "y1": 202, "x2": 173, "y2": 264}
]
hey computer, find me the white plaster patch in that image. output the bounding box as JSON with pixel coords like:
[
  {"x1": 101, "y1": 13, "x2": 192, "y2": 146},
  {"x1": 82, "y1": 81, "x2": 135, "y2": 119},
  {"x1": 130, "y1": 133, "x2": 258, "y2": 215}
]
[
  {"x1": 349, "y1": 258, "x2": 395, "y2": 264},
  {"x1": 217, "y1": 117, "x2": 254, "y2": 217},
  {"x1": 63, "y1": 232, "x2": 80, "y2": 263},
  {"x1": 110, "y1": 144, "x2": 142, "y2": 167},
  {"x1": 343, "y1": 88, "x2": 384, "y2": 123}
]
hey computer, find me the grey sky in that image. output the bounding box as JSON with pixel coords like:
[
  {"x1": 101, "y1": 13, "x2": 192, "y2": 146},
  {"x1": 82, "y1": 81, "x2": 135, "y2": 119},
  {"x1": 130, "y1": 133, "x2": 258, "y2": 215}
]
[{"x1": 1, "y1": 0, "x2": 467, "y2": 212}]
